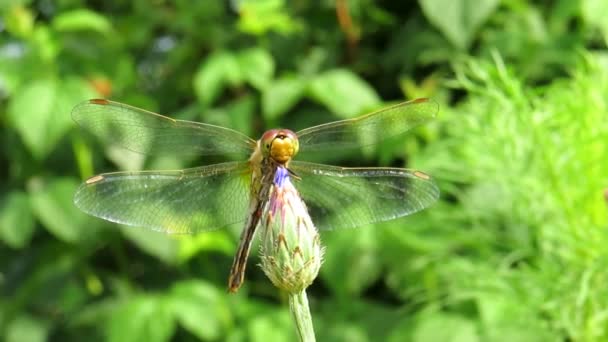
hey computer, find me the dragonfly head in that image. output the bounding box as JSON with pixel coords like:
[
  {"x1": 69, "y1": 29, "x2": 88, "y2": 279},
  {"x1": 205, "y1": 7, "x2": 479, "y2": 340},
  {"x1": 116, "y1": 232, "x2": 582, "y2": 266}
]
[{"x1": 260, "y1": 129, "x2": 299, "y2": 164}]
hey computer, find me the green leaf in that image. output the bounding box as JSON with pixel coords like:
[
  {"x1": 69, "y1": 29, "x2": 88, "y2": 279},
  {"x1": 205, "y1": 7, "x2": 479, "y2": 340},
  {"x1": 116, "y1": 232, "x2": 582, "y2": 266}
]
[
  {"x1": 193, "y1": 51, "x2": 242, "y2": 105},
  {"x1": 0, "y1": 1, "x2": 31, "y2": 12},
  {"x1": 249, "y1": 309, "x2": 295, "y2": 342},
  {"x1": 5, "y1": 314, "x2": 50, "y2": 342},
  {"x1": 419, "y1": 0, "x2": 499, "y2": 49},
  {"x1": 237, "y1": 48, "x2": 275, "y2": 90},
  {"x1": 0, "y1": 54, "x2": 22, "y2": 97},
  {"x1": 52, "y1": 9, "x2": 112, "y2": 34},
  {"x1": 8, "y1": 77, "x2": 96, "y2": 160},
  {"x1": 320, "y1": 228, "x2": 381, "y2": 297},
  {"x1": 121, "y1": 227, "x2": 178, "y2": 265},
  {"x1": 476, "y1": 293, "x2": 554, "y2": 341},
  {"x1": 31, "y1": 25, "x2": 60, "y2": 62},
  {"x1": 262, "y1": 75, "x2": 307, "y2": 120},
  {"x1": 169, "y1": 280, "x2": 231, "y2": 340},
  {"x1": 308, "y1": 69, "x2": 380, "y2": 118},
  {"x1": 70, "y1": 298, "x2": 123, "y2": 327},
  {"x1": 4, "y1": 5, "x2": 35, "y2": 38},
  {"x1": 28, "y1": 177, "x2": 93, "y2": 243},
  {"x1": 583, "y1": 0, "x2": 608, "y2": 45},
  {"x1": 409, "y1": 313, "x2": 479, "y2": 342},
  {"x1": 8, "y1": 78, "x2": 56, "y2": 159},
  {"x1": 107, "y1": 295, "x2": 175, "y2": 342},
  {"x1": 202, "y1": 95, "x2": 256, "y2": 140},
  {"x1": 236, "y1": 0, "x2": 300, "y2": 35},
  {"x1": 0, "y1": 191, "x2": 35, "y2": 248},
  {"x1": 177, "y1": 231, "x2": 234, "y2": 263}
]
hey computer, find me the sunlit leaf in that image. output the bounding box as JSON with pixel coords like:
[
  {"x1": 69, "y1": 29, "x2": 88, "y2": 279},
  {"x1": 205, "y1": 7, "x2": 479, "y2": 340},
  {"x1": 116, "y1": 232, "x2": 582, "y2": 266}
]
[
  {"x1": 204, "y1": 95, "x2": 256, "y2": 138},
  {"x1": 419, "y1": 0, "x2": 499, "y2": 49},
  {"x1": 177, "y1": 231, "x2": 234, "y2": 263},
  {"x1": 169, "y1": 280, "x2": 231, "y2": 340},
  {"x1": 391, "y1": 312, "x2": 478, "y2": 342},
  {"x1": 237, "y1": 47, "x2": 275, "y2": 90},
  {"x1": 5, "y1": 314, "x2": 50, "y2": 342},
  {"x1": 236, "y1": 0, "x2": 300, "y2": 35},
  {"x1": 194, "y1": 51, "x2": 242, "y2": 106},
  {"x1": 4, "y1": 5, "x2": 34, "y2": 38},
  {"x1": 262, "y1": 75, "x2": 307, "y2": 120},
  {"x1": 8, "y1": 78, "x2": 56, "y2": 159},
  {"x1": 0, "y1": 191, "x2": 35, "y2": 248},
  {"x1": 7, "y1": 77, "x2": 96, "y2": 160},
  {"x1": 320, "y1": 228, "x2": 381, "y2": 297},
  {"x1": 477, "y1": 293, "x2": 554, "y2": 340},
  {"x1": 308, "y1": 69, "x2": 380, "y2": 118},
  {"x1": 28, "y1": 177, "x2": 93, "y2": 243},
  {"x1": 582, "y1": 0, "x2": 608, "y2": 45},
  {"x1": 249, "y1": 309, "x2": 295, "y2": 342},
  {"x1": 121, "y1": 226, "x2": 178, "y2": 264},
  {"x1": 52, "y1": 9, "x2": 112, "y2": 34},
  {"x1": 107, "y1": 295, "x2": 175, "y2": 342}
]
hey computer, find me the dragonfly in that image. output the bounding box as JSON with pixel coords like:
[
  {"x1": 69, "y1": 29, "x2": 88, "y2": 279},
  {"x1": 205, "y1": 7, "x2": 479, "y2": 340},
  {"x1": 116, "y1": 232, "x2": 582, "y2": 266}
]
[{"x1": 72, "y1": 98, "x2": 440, "y2": 292}]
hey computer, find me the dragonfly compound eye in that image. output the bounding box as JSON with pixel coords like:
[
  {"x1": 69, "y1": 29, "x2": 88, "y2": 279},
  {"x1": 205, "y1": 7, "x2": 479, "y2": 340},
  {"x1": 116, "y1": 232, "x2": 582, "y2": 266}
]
[
  {"x1": 267, "y1": 129, "x2": 299, "y2": 164},
  {"x1": 261, "y1": 129, "x2": 279, "y2": 154}
]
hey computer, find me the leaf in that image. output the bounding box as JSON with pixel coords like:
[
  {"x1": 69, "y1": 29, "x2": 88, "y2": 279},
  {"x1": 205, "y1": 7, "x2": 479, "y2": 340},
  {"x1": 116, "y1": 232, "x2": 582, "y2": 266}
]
[
  {"x1": 0, "y1": 54, "x2": 22, "y2": 97},
  {"x1": 409, "y1": 313, "x2": 479, "y2": 342},
  {"x1": 0, "y1": 191, "x2": 35, "y2": 248},
  {"x1": 419, "y1": 0, "x2": 499, "y2": 49},
  {"x1": 4, "y1": 5, "x2": 35, "y2": 38},
  {"x1": 236, "y1": 0, "x2": 300, "y2": 35},
  {"x1": 582, "y1": 0, "x2": 608, "y2": 45},
  {"x1": 169, "y1": 280, "x2": 231, "y2": 340},
  {"x1": 262, "y1": 75, "x2": 307, "y2": 120},
  {"x1": 8, "y1": 78, "x2": 56, "y2": 159},
  {"x1": 249, "y1": 309, "x2": 295, "y2": 342},
  {"x1": 193, "y1": 51, "x2": 242, "y2": 106},
  {"x1": 31, "y1": 25, "x2": 59, "y2": 62},
  {"x1": 237, "y1": 48, "x2": 275, "y2": 90},
  {"x1": 7, "y1": 77, "x2": 96, "y2": 160},
  {"x1": 5, "y1": 314, "x2": 50, "y2": 342},
  {"x1": 107, "y1": 295, "x2": 175, "y2": 342},
  {"x1": 28, "y1": 177, "x2": 93, "y2": 243},
  {"x1": 320, "y1": 228, "x2": 381, "y2": 297},
  {"x1": 70, "y1": 297, "x2": 123, "y2": 327},
  {"x1": 308, "y1": 69, "x2": 380, "y2": 118},
  {"x1": 177, "y1": 231, "x2": 234, "y2": 263},
  {"x1": 121, "y1": 226, "x2": 178, "y2": 265},
  {"x1": 476, "y1": 293, "x2": 554, "y2": 341},
  {"x1": 52, "y1": 9, "x2": 112, "y2": 34},
  {"x1": 202, "y1": 95, "x2": 256, "y2": 139}
]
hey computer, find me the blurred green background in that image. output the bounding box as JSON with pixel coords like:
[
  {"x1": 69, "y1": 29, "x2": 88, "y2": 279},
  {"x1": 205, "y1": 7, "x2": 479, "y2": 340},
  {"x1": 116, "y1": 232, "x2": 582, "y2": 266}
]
[{"x1": 1, "y1": 0, "x2": 608, "y2": 341}]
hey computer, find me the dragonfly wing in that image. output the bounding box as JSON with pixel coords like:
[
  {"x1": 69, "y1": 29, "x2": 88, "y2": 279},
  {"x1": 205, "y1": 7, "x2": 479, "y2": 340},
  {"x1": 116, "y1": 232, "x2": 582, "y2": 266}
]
[
  {"x1": 72, "y1": 99, "x2": 256, "y2": 156},
  {"x1": 290, "y1": 161, "x2": 439, "y2": 230},
  {"x1": 296, "y1": 98, "x2": 438, "y2": 152},
  {"x1": 74, "y1": 161, "x2": 252, "y2": 234}
]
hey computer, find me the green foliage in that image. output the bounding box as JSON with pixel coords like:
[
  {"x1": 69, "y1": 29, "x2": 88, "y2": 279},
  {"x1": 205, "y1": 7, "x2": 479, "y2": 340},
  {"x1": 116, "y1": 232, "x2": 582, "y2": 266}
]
[
  {"x1": 1, "y1": 1, "x2": 607, "y2": 341},
  {"x1": 420, "y1": 0, "x2": 500, "y2": 49}
]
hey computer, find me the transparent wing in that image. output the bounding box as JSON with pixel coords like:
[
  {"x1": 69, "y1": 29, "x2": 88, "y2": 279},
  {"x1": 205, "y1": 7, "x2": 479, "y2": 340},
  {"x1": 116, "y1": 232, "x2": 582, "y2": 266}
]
[
  {"x1": 72, "y1": 99, "x2": 256, "y2": 156},
  {"x1": 296, "y1": 98, "x2": 438, "y2": 152},
  {"x1": 290, "y1": 161, "x2": 439, "y2": 230},
  {"x1": 74, "y1": 161, "x2": 252, "y2": 234}
]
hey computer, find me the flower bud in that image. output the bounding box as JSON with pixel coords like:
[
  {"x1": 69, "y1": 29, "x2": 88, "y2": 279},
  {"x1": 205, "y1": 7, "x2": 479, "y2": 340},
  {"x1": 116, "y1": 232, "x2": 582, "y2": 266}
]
[{"x1": 260, "y1": 166, "x2": 323, "y2": 293}]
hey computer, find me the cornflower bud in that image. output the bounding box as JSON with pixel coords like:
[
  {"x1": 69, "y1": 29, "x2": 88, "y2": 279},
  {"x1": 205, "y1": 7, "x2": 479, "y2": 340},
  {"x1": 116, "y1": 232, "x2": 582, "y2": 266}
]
[{"x1": 259, "y1": 166, "x2": 323, "y2": 293}]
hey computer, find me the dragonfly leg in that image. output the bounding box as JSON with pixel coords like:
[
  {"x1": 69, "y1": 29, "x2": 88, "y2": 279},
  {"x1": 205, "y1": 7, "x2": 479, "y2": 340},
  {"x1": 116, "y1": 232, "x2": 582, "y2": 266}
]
[{"x1": 227, "y1": 204, "x2": 262, "y2": 293}]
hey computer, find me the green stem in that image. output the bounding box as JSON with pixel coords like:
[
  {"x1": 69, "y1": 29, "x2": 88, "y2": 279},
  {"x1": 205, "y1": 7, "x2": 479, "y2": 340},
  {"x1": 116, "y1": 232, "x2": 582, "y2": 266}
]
[{"x1": 288, "y1": 290, "x2": 316, "y2": 342}]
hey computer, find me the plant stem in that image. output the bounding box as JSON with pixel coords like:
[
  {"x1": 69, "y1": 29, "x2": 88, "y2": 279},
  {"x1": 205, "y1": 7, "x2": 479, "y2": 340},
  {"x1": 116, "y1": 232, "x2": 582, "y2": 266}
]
[{"x1": 288, "y1": 290, "x2": 316, "y2": 342}]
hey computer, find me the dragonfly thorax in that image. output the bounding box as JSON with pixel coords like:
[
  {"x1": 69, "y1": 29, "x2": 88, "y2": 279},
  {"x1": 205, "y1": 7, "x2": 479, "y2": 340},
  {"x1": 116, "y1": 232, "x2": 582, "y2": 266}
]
[{"x1": 260, "y1": 129, "x2": 299, "y2": 164}]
